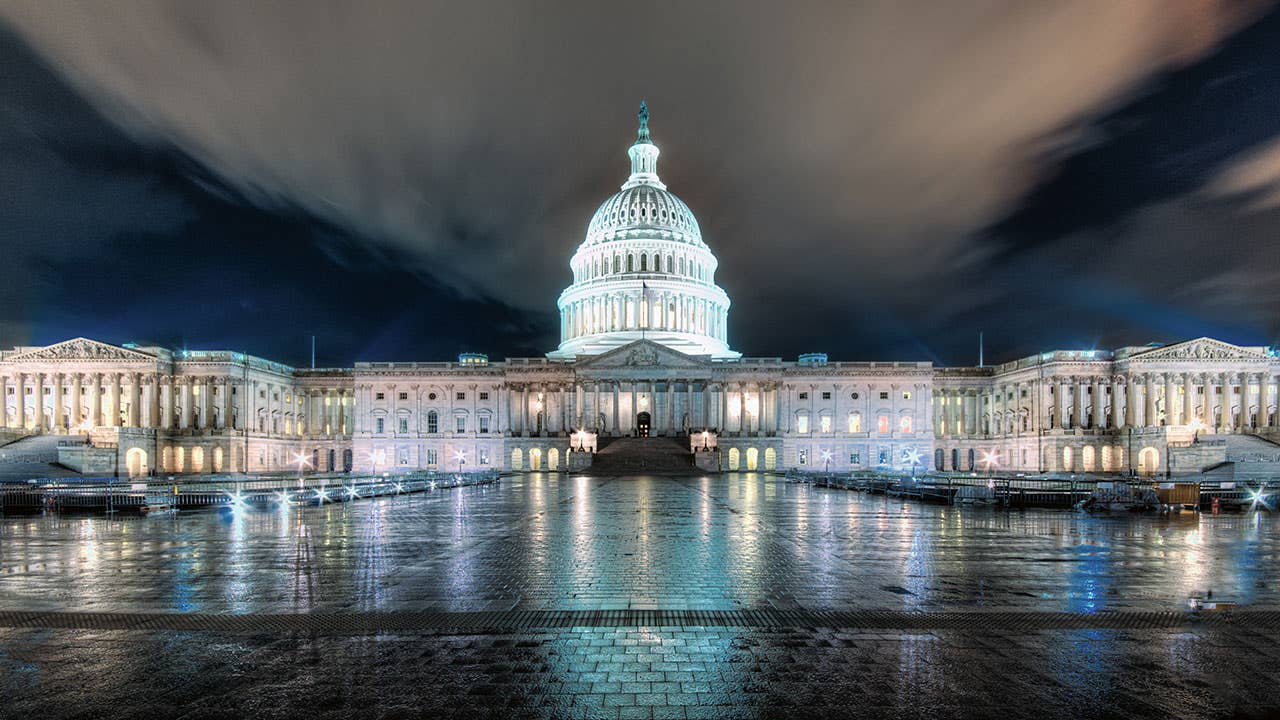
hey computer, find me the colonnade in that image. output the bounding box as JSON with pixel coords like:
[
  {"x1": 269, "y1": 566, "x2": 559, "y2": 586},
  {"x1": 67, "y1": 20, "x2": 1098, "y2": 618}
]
[
  {"x1": 0, "y1": 371, "x2": 349, "y2": 437},
  {"x1": 499, "y1": 380, "x2": 778, "y2": 437},
  {"x1": 936, "y1": 371, "x2": 1277, "y2": 439},
  {"x1": 561, "y1": 291, "x2": 726, "y2": 343}
]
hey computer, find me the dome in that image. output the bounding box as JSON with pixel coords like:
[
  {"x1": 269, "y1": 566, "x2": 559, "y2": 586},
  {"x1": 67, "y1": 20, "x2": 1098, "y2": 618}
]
[
  {"x1": 583, "y1": 185, "x2": 703, "y2": 247},
  {"x1": 548, "y1": 102, "x2": 738, "y2": 361}
]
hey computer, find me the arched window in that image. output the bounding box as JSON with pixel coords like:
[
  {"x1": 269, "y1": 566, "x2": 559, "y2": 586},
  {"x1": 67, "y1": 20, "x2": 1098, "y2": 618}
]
[
  {"x1": 899, "y1": 415, "x2": 913, "y2": 434},
  {"x1": 548, "y1": 448, "x2": 559, "y2": 471},
  {"x1": 680, "y1": 257, "x2": 686, "y2": 275},
  {"x1": 764, "y1": 447, "x2": 777, "y2": 470},
  {"x1": 727, "y1": 447, "x2": 740, "y2": 471},
  {"x1": 745, "y1": 447, "x2": 759, "y2": 470},
  {"x1": 652, "y1": 253, "x2": 660, "y2": 271},
  {"x1": 640, "y1": 255, "x2": 647, "y2": 271},
  {"x1": 627, "y1": 254, "x2": 634, "y2": 272},
  {"x1": 510, "y1": 448, "x2": 523, "y2": 470},
  {"x1": 666, "y1": 255, "x2": 673, "y2": 273},
  {"x1": 613, "y1": 256, "x2": 620, "y2": 273},
  {"x1": 934, "y1": 448, "x2": 944, "y2": 471},
  {"x1": 427, "y1": 410, "x2": 438, "y2": 434},
  {"x1": 847, "y1": 412, "x2": 861, "y2": 433},
  {"x1": 1062, "y1": 446, "x2": 1074, "y2": 472}
]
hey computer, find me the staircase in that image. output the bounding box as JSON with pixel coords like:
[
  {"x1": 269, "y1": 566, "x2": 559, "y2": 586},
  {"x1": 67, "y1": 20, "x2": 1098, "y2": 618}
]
[
  {"x1": 588, "y1": 436, "x2": 693, "y2": 475},
  {"x1": 0, "y1": 434, "x2": 84, "y2": 480}
]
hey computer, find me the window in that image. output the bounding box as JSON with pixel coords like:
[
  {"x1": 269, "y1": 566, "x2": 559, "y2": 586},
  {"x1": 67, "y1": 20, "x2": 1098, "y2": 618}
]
[
  {"x1": 798, "y1": 449, "x2": 808, "y2": 465},
  {"x1": 797, "y1": 415, "x2": 810, "y2": 434},
  {"x1": 479, "y1": 448, "x2": 490, "y2": 465},
  {"x1": 398, "y1": 448, "x2": 410, "y2": 465},
  {"x1": 900, "y1": 415, "x2": 913, "y2": 433},
  {"x1": 427, "y1": 411, "x2": 438, "y2": 433},
  {"x1": 428, "y1": 392, "x2": 437, "y2": 400},
  {"x1": 878, "y1": 449, "x2": 889, "y2": 465},
  {"x1": 819, "y1": 415, "x2": 832, "y2": 433},
  {"x1": 879, "y1": 392, "x2": 889, "y2": 400},
  {"x1": 848, "y1": 413, "x2": 862, "y2": 433},
  {"x1": 479, "y1": 392, "x2": 489, "y2": 401},
  {"x1": 821, "y1": 392, "x2": 831, "y2": 400},
  {"x1": 398, "y1": 417, "x2": 408, "y2": 434},
  {"x1": 426, "y1": 449, "x2": 438, "y2": 466},
  {"x1": 877, "y1": 415, "x2": 890, "y2": 434},
  {"x1": 456, "y1": 392, "x2": 466, "y2": 401},
  {"x1": 798, "y1": 392, "x2": 809, "y2": 400},
  {"x1": 902, "y1": 391, "x2": 912, "y2": 400},
  {"x1": 375, "y1": 392, "x2": 385, "y2": 400},
  {"x1": 398, "y1": 392, "x2": 408, "y2": 400},
  {"x1": 375, "y1": 417, "x2": 385, "y2": 434},
  {"x1": 456, "y1": 416, "x2": 466, "y2": 433},
  {"x1": 479, "y1": 415, "x2": 490, "y2": 433},
  {"x1": 851, "y1": 392, "x2": 859, "y2": 400},
  {"x1": 850, "y1": 451, "x2": 861, "y2": 465}
]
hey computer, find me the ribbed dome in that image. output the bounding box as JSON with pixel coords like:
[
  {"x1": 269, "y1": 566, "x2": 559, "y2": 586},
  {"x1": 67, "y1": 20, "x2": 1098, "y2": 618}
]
[{"x1": 584, "y1": 185, "x2": 703, "y2": 246}]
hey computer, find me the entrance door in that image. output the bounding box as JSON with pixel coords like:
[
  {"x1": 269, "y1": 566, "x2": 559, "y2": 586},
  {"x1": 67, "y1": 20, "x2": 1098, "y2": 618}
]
[{"x1": 636, "y1": 411, "x2": 651, "y2": 438}]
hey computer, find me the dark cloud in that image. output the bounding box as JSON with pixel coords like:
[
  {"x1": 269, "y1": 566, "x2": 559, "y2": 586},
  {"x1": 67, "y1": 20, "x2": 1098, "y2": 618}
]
[{"x1": 1, "y1": 1, "x2": 1277, "y2": 365}]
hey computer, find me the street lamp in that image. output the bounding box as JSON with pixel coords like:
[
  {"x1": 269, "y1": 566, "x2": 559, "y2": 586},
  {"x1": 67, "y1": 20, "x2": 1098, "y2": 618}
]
[
  {"x1": 979, "y1": 450, "x2": 999, "y2": 472},
  {"x1": 903, "y1": 448, "x2": 922, "y2": 479},
  {"x1": 292, "y1": 452, "x2": 311, "y2": 492},
  {"x1": 1188, "y1": 418, "x2": 1207, "y2": 442},
  {"x1": 820, "y1": 448, "x2": 832, "y2": 474},
  {"x1": 454, "y1": 448, "x2": 467, "y2": 474},
  {"x1": 701, "y1": 430, "x2": 709, "y2": 451}
]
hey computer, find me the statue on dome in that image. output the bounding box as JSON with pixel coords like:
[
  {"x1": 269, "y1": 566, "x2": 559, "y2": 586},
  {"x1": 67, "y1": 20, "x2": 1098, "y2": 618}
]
[{"x1": 637, "y1": 100, "x2": 650, "y2": 142}]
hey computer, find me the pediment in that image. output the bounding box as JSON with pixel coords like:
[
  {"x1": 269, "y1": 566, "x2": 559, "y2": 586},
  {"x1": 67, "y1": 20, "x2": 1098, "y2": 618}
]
[
  {"x1": 574, "y1": 340, "x2": 712, "y2": 370},
  {"x1": 8, "y1": 337, "x2": 157, "y2": 362},
  {"x1": 1130, "y1": 337, "x2": 1267, "y2": 362}
]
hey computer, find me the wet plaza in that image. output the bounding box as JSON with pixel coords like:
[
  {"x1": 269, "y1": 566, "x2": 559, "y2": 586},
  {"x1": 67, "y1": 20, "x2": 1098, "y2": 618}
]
[{"x1": 2, "y1": 473, "x2": 1279, "y2": 718}]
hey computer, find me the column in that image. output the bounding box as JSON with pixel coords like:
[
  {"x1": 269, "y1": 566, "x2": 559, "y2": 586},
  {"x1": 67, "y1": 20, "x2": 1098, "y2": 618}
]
[
  {"x1": 89, "y1": 371, "x2": 101, "y2": 427},
  {"x1": 0, "y1": 375, "x2": 7, "y2": 429},
  {"x1": 1181, "y1": 372, "x2": 1194, "y2": 426},
  {"x1": 180, "y1": 378, "x2": 192, "y2": 430},
  {"x1": 630, "y1": 382, "x2": 637, "y2": 435},
  {"x1": 558, "y1": 384, "x2": 567, "y2": 434},
  {"x1": 159, "y1": 377, "x2": 171, "y2": 429},
  {"x1": 521, "y1": 384, "x2": 530, "y2": 436},
  {"x1": 1152, "y1": 371, "x2": 1162, "y2": 422},
  {"x1": 222, "y1": 378, "x2": 233, "y2": 430},
  {"x1": 611, "y1": 381, "x2": 620, "y2": 434},
  {"x1": 125, "y1": 373, "x2": 137, "y2": 428},
  {"x1": 1240, "y1": 375, "x2": 1252, "y2": 431},
  {"x1": 1201, "y1": 373, "x2": 1214, "y2": 429},
  {"x1": 1163, "y1": 373, "x2": 1177, "y2": 426},
  {"x1": 50, "y1": 373, "x2": 63, "y2": 431},
  {"x1": 1089, "y1": 377, "x2": 1101, "y2": 429},
  {"x1": 686, "y1": 380, "x2": 694, "y2": 432},
  {"x1": 202, "y1": 378, "x2": 213, "y2": 431},
  {"x1": 1260, "y1": 373, "x2": 1272, "y2": 429},
  {"x1": 720, "y1": 382, "x2": 729, "y2": 433},
  {"x1": 15, "y1": 374, "x2": 25, "y2": 430},
  {"x1": 1220, "y1": 373, "x2": 1233, "y2": 431},
  {"x1": 668, "y1": 380, "x2": 677, "y2": 436},
  {"x1": 1123, "y1": 375, "x2": 1136, "y2": 428},
  {"x1": 32, "y1": 372, "x2": 44, "y2": 431},
  {"x1": 1074, "y1": 378, "x2": 1086, "y2": 430}
]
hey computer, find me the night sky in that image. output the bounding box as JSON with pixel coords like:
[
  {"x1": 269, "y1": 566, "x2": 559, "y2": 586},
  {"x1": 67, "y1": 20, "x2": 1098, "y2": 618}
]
[{"x1": 2, "y1": 2, "x2": 1278, "y2": 368}]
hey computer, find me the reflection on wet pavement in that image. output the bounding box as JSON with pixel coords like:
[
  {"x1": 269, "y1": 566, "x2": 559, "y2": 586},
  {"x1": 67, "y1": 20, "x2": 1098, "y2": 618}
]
[
  {"x1": 2, "y1": 474, "x2": 1275, "y2": 614},
  {"x1": 1, "y1": 473, "x2": 1277, "y2": 718}
]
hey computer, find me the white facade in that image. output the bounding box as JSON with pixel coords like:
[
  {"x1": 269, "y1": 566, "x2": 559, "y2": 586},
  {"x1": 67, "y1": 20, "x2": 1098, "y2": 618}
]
[{"x1": 3, "y1": 107, "x2": 1278, "y2": 478}]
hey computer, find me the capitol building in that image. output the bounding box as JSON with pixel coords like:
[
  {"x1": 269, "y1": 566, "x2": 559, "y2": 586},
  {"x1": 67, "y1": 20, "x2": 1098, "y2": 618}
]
[{"x1": 2, "y1": 105, "x2": 1278, "y2": 480}]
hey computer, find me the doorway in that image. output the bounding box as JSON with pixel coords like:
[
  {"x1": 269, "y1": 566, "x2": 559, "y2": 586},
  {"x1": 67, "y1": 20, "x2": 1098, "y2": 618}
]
[{"x1": 636, "y1": 411, "x2": 651, "y2": 437}]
